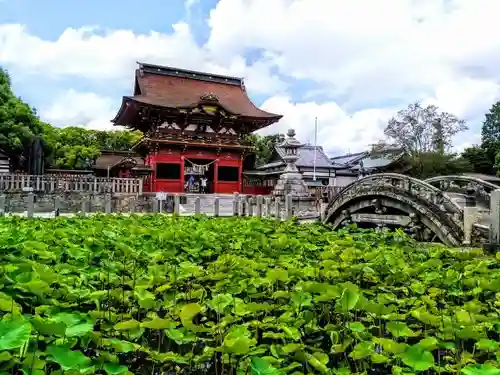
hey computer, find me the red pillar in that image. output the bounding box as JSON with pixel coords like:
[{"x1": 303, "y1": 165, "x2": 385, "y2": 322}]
[
  {"x1": 214, "y1": 159, "x2": 219, "y2": 194},
  {"x1": 238, "y1": 157, "x2": 243, "y2": 193},
  {"x1": 180, "y1": 156, "x2": 185, "y2": 193}
]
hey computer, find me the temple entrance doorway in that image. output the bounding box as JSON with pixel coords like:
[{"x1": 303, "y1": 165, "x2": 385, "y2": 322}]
[{"x1": 183, "y1": 158, "x2": 215, "y2": 194}]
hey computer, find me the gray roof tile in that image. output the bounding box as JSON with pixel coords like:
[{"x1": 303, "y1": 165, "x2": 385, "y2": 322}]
[
  {"x1": 330, "y1": 152, "x2": 366, "y2": 166},
  {"x1": 277, "y1": 145, "x2": 334, "y2": 168},
  {"x1": 351, "y1": 151, "x2": 404, "y2": 171},
  {"x1": 258, "y1": 145, "x2": 334, "y2": 169}
]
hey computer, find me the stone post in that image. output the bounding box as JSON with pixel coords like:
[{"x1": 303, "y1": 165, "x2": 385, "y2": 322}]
[
  {"x1": 27, "y1": 192, "x2": 34, "y2": 218},
  {"x1": 174, "y1": 194, "x2": 181, "y2": 215},
  {"x1": 246, "y1": 197, "x2": 253, "y2": 216},
  {"x1": 0, "y1": 195, "x2": 5, "y2": 217},
  {"x1": 214, "y1": 197, "x2": 220, "y2": 217},
  {"x1": 255, "y1": 195, "x2": 263, "y2": 217},
  {"x1": 462, "y1": 187, "x2": 478, "y2": 246},
  {"x1": 128, "y1": 198, "x2": 136, "y2": 213},
  {"x1": 488, "y1": 189, "x2": 500, "y2": 250},
  {"x1": 54, "y1": 196, "x2": 62, "y2": 217},
  {"x1": 284, "y1": 194, "x2": 293, "y2": 219},
  {"x1": 463, "y1": 206, "x2": 479, "y2": 246},
  {"x1": 240, "y1": 195, "x2": 248, "y2": 216},
  {"x1": 104, "y1": 193, "x2": 112, "y2": 214},
  {"x1": 233, "y1": 193, "x2": 239, "y2": 216},
  {"x1": 264, "y1": 197, "x2": 271, "y2": 217},
  {"x1": 80, "y1": 197, "x2": 90, "y2": 216},
  {"x1": 194, "y1": 197, "x2": 201, "y2": 215},
  {"x1": 274, "y1": 199, "x2": 281, "y2": 219}
]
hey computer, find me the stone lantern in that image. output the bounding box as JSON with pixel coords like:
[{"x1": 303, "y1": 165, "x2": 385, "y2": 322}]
[{"x1": 273, "y1": 129, "x2": 310, "y2": 197}]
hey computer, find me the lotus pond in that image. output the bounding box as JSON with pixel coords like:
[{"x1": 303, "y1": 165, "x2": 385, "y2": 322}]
[{"x1": 0, "y1": 215, "x2": 499, "y2": 374}]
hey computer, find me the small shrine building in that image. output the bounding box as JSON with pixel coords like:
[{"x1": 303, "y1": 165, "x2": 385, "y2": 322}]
[{"x1": 112, "y1": 62, "x2": 282, "y2": 194}]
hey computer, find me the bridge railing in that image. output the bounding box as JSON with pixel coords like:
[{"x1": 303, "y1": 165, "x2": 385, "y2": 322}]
[{"x1": 0, "y1": 174, "x2": 143, "y2": 194}]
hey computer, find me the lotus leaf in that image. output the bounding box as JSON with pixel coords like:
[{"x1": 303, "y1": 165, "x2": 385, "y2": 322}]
[
  {"x1": 251, "y1": 357, "x2": 280, "y2": 375},
  {"x1": 0, "y1": 319, "x2": 31, "y2": 351},
  {"x1": 0, "y1": 215, "x2": 499, "y2": 373},
  {"x1": 401, "y1": 344, "x2": 435, "y2": 371}
]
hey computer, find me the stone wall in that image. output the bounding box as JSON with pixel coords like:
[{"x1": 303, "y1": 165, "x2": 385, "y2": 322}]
[
  {"x1": 0, "y1": 192, "x2": 130, "y2": 214},
  {"x1": 0, "y1": 192, "x2": 321, "y2": 219}
]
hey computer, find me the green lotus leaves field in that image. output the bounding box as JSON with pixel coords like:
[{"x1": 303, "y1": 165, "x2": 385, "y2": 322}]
[{"x1": 0, "y1": 215, "x2": 500, "y2": 374}]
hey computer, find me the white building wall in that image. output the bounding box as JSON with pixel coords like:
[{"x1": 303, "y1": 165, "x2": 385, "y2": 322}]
[{"x1": 334, "y1": 175, "x2": 357, "y2": 187}]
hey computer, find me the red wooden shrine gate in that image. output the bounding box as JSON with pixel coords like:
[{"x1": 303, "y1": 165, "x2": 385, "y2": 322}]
[{"x1": 112, "y1": 62, "x2": 282, "y2": 194}]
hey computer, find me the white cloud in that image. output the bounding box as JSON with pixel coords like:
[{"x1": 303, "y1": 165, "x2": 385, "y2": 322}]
[
  {"x1": 425, "y1": 78, "x2": 500, "y2": 120},
  {"x1": 206, "y1": 0, "x2": 500, "y2": 150},
  {"x1": 258, "y1": 96, "x2": 394, "y2": 154},
  {"x1": 0, "y1": 23, "x2": 284, "y2": 95},
  {"x1": 1, "y1": 0, "x2": 500, "y2": 154},
  {"x1": 40, "y1": 90, "x2": 117, "y2": 130}
]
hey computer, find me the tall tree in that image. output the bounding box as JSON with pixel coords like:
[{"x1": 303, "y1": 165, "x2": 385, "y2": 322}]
[
  {"x1": 382, "y1": 102, "x2": 468, "y2": 178},
  {"x1": 243, "y1": 133, "x2": 284, "y2": 167},
  {"x1": 461, "y1": 146, "x2": 493, "y2": 175},
  {"x1": 384, "y1": 102, "x2": 467, "y2": 156},
  {"x1": 431, "y1": 118, "x2": 445, "y2": 155},
  {"x1": 481, "y1": 101, "x2": 500, "y2": 146},
  {"x1": 46, "y1": 127, "x2": 142, "y2": 170},
  {"x1": 405, "y1": 152, "x2": 472, "y2": 179},
  {"x1": 0, "y1": 67, "x2": 44, "y2": 168},
  {"x1": 0, "y1": 67, "x2": 144, "y2": 171},
  {"x1": 480, "y1": 101, "x2": 500, "y2": 167}
]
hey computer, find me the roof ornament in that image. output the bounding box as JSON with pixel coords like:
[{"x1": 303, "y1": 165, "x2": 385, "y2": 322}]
[{"x1": 200, "y1": 93, "x2": 219, "y2": 102}]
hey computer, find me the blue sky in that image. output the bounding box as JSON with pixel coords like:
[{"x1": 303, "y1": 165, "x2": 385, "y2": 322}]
[
  {"x1": 0, "y1": 0, "x2": 319, "y2": 134},
  {"x1": 1, "y1": 0, "x2": 188, "y2": 39},
  {"x1": 0, "y1": 0, "x2": 213, "y2": 112},
  {"x1": 1, "y1": 0, "x2": 499, "y2": 154}
]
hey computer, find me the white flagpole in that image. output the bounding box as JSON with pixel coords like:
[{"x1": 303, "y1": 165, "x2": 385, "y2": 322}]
[{"x1": 313, "y1": 117, "x2": 318, "y2": 181}]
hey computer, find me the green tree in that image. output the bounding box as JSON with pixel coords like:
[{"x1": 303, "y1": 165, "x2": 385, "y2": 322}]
[
  {"x1": 481, "y1": 101, "x2": 500, "y2": 147},
  {"x1": 49, "y1": 127, "x2": 100, "y2": 169},
  {"x1": 480, "y1": 101, "x2": 500, "y2": 168},
  {"x1": 461, "y1": 146, "x2": 493, "y2": 175},
  {"x1": 243, "y1": 133, "x2": 284, "y2": 167},
  {"x1": 91, "y1": 130, "x2": 142, "y2": 151},
  {"x1": 0, "y1": 67, "x2": 142, "y2": 171},
  {"x1": 384, "y1": 102, "x2": 467, "y2": 157},
  {"x1": 406, "y1": 152, "x2": 472, "y2": 179},
  {"x1": 382, "y1": 102, "x2": 469, "y2": 178},
  {"x1": 431, "y1": 118, "x2": 445, "y2": 155},
  {"x1": 0, "y1": 67, "x2": 44, "y2": 167},
  {"x1": 46, "y1": 127, "x2": 141, "y2": 170}
]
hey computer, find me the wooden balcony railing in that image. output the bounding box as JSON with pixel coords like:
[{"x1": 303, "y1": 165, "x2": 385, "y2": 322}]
[{"x1": 0, "y1": 174, "x2": 143, "y2": 194}]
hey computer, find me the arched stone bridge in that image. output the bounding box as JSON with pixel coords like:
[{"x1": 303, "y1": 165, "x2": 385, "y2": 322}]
[{"x1": 322, "y1": 173, "x2": 494, "y2": 246}]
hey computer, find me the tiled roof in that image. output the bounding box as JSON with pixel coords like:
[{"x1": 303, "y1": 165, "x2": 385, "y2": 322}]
[
  {"x1": 114, "y1": 63, "x2": 282, "y2": 125},
  {"x1": 257, "y1": 160, "x2": 284, "y2": 169},
  {"x1": 93, "y1": 153, "x2": 145, "y2": 170},
  {"x1": 258, "y1": 145, "x2": 335, "y2": 169},
  {"x1": 351, "y1": 151, "x2": 404, "y2": 171},
  {"x1": 330, "y1": 151, "x2": 366, "y2": 166}
]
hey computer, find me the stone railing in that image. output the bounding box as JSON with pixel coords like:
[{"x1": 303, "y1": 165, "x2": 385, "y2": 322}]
[
  {"x1": 0, "y1": 192, "x2": 320, "y2": 221},
  {"x1": 0, "y1": 174, "x2": 143, "y2": 194}
]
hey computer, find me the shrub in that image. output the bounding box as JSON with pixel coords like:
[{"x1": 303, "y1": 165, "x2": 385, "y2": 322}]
[{"x1": 0, "y1": 215, "x2": 499, "y2": 374}]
